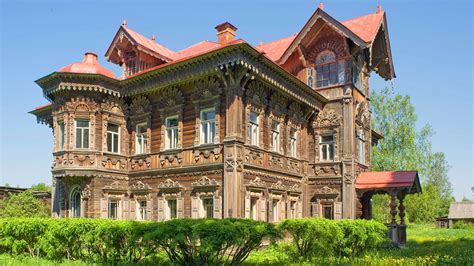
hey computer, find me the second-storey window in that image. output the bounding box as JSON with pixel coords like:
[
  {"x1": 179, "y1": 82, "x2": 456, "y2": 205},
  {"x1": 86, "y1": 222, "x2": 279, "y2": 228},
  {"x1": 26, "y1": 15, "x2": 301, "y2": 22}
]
[
  {"x1": 200, "y1": 108, "x2": 216, "y2": 144},
  {"x1": 357, "y1": 130, "x2": 365, "y2": 164},
  {"x1": 75, "y1": 119, "x2": 89, "y2": 149},
  {"x1": 59, "y1": 121, "x2": 65, "y2": 151},
  {"x1": 307, "y1": 68, "x2": 314, "y2": 88},
  {"x1": 165, "y1": 116, "x2": 179, "y2": 150},
  {"x1": 320, "y1": 135, "x2": 335, "y2": 161},
  {"x1": 249, "y1": 111, "x2": 259, "y2": 146},
  {"x1": 271, "y1": 120, "x2": 280, "y2": 153},
  {"x1": 107, "y1": 123, "x2": 120, "y2": 153},
  {"x1": 290, "y1": 128, "x2": 297, "y2": 157},
  {"x1": 136, "y1": 123, "x2": 148, "y2": 154}
]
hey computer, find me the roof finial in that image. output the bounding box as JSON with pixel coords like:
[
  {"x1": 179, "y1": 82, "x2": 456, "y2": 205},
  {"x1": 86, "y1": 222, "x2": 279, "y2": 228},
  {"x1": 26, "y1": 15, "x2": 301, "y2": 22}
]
[
  {"x1": 377, "y1": 4, "x2": 382, "y2": 13},
  {"x1": 122, "y1": 20, "x2": 127, "y2": 27},
  {"x1": 152, "y1": 35, "x2": 156, "y2": 42},
  {"x1": 318, "y1": 2, "x2": 324, "y2": 10}
]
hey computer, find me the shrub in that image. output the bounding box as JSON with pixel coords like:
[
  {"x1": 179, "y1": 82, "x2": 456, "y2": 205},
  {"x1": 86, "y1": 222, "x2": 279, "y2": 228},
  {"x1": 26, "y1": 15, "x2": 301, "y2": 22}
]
[
  {"x1": 144, "y1": 218, "x2": 277, "y2": 265},
  {"x1": 0, "y1": 218, "x2": 48, "y2": 256},
  {"x1": 452, "y1": 221, "x2": 474, "y2": 230},
  {"x1": 277, "y1": 218, "x2": 342, "y2": 260},
  {"x1": 277, "y1": 218, "x2": 387, "y2": 260}
]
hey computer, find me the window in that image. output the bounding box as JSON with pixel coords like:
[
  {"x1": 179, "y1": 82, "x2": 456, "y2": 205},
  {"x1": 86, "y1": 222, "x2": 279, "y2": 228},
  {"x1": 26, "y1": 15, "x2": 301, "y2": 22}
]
[
  {"x1": 249, "y1": 198, "x2": 258, "y2": 220},
  {"x1": 136, "y1": 123, "x2": 148, "y2": 154},
  {"x1": 272, "y1": 200, "x2": 279, "y2": 222},
  {"x1": 202, "y1": 198, "x2": 214, "y2": 218},
  {"x1": 320, "y1": 135, "x2": 335, "y2": 161},
  {"x1": 323, "y1": 205, "x2": 333, "y2": 219},
  {"x1": 165, "y1": 116, "x2": 179, "y2": 150},
  {"x1": 75, "y1": 120, "x2": 89, "y2": 149},
  {"x1": 357, "y1": 130, "x2": 365, "y2": 164},
  {"x1": 307, "y1": 68, "x2": 313, "y2": 88},
  {"x1": 249, "y1": 112, "x2": 259, "y2": 146},
  {"x1": 107, "y1": 123, "x2": 120, "y2": 153},
  {"x1": 108, "y1": 199, "x2": 119, "y2": 220},
  {"x1": 290, "y1": 128, "x2": 297, "y2": 157},
  {"x1": 290, "y1": 201, "x2": 296, "y2": 219},
  {"x1": 271, "y1": 120, "x2": 280, "y2": 153},
  {"x1": 137, "y1": 200, "x2": 147, "y2": 221},
  {"x1": 167, "y1": 199, "x2": 177, "y2": 219},
  {"x1": 200, "y1": 108, "x2": 216, "y2": 144},
  {"x1": 70, "y1": 188, "x2": 81, "y2": 218},
  {"x1": 58, "y1": 121, "x2": 65, "y2": 151},
  {"x1": 316, "y1": 51, "x2": 338, "y2": 88},
  {"x1": 352, "y1": 64, "x2": 362, "y2": 89}
]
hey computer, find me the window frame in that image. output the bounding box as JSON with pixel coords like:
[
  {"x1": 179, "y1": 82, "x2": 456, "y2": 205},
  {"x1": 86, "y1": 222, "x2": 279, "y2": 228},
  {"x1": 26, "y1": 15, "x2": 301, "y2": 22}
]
[
  {"x1": 249, "y1": 111, "x2": 259, "y2": 147},
  {"x1": 202, "y1": 197, "x2": 214, "y2": 218},
  {"x1": 70, "y1": 188, "x2": 81, "y2": 218},
  {"x1": 137, "y1": 200, "x2": 147, "y2": 221},
  {"x1": 200, "y1": 108, "x2": 216, "y2": 145},
  {"x1": 58, "y1": 121, "x2": 65, "y2": 151},
  {"x1": 315, "y1": 51, "x2": 338, "y2": 88},
  {"x1": 108, "y1": 199, "x2": 120, "y2": 220},
  {"x1": 135, "y1": 123, "x2": 148, "y2": 155},
  {"x1": 75, "y1": 119, "x2": 90, "y2": 149},
  {"x1": 165, "y1": 115, "x2": 179, "y2": 150},
  {"x1": 271, "y1": 120, "x2": 280, "y2": 153},
  {"x1": 106, "y1": 123, "x2": 120, "y2": 154},
  {"x1": 167, "y1": 199, "x2": 177, "y2": 220},
  {"x1": 290, "y1": 128, "x2": 298, "y2": 157},
  {"x1": 320, "y1": 135, "x2": 335, "y2": 161},
  {"x1": 357, "y1": 129, "x2": 365, "y2": 164}
]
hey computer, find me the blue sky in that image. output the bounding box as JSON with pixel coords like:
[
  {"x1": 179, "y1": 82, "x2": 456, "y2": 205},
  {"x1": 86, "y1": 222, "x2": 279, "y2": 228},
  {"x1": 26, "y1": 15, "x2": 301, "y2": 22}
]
[{"x1": 1, "y1": 0, "x2": 472, "y2": 200}]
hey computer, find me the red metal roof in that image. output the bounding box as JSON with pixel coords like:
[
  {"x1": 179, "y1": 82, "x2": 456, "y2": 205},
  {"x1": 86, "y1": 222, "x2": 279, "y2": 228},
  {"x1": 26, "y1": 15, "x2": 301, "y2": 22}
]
[
  {"x1": 355, "y1": 171, "x2": 419, "y2": 189},
  {"x1": 174, "y1": 41, "x2": 222, "y2": 60},
  {"x1": 342, "y1": 11, "x2": 384, "y2": 43},
  {"x1": 256, "y1": 34, "x2": 297, "y2": 62},
  {"x1": 59, "y1": 52, "x2": 116, "y2": 79},
  {"x1": 122, "y1": 26, "x2": 176, "y2": 61}
]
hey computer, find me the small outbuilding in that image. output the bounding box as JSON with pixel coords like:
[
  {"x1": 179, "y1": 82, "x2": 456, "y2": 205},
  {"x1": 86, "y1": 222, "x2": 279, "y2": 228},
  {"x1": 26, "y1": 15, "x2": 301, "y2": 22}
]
[{"x1": 448, "y1": 202, "x2": 474, "y2": 227}]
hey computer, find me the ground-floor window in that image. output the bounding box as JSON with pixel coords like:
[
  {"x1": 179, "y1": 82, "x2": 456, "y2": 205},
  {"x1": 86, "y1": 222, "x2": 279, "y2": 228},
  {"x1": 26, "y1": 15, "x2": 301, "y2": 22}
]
[
  {"x1": 137, "y1": 200, "x2": 147, "y2": 221},
  {"x1": 202, "y1": 198, "x2": 214, "y2": 218},
  {"x1": 70, "y1": 188, "x2": 81, "y2": 218},
  {"x1": 108, "y1": 199, "x2": 120, "y2": 220},
  {"x1": 323, "y1": 204, "x2": 333, "y2": 219},
  {"x1": 289, "y1": 201, "x2": 296, "y2": 219},
  {"x1": 167, "y1": 199, "x2": 177, "y2": 220},
  {"x1": 272, "y1": 200, "x2": 279, "y2": 222},
  {"x1": 249, "y1": 198, "x2": 258, "y2": 220}
]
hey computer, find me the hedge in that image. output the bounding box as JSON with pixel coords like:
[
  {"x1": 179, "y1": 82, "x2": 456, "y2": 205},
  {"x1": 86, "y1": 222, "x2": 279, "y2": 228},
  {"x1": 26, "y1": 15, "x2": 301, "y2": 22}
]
[{"x1": 0, "y1": 218, "x2": 387, "y2": 264}]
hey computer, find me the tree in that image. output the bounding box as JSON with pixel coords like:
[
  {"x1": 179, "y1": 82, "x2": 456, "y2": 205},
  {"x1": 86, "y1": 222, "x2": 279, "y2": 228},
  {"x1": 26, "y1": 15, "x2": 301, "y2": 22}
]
[
  {"x1": 0, "y1": 191, "x2": 49, "y2": 218},
  {"x1": 30, "y1": 182, "x2": 51, "y2": 192},
  {"x1": 371, "y1": 87, "x2": 453, "y2": 223}
]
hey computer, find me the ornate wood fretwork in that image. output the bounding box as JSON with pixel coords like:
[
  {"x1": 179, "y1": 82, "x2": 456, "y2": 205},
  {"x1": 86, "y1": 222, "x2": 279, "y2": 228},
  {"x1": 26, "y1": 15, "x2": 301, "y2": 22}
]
[
  {"x1": 314, "y1": 109, "x2": 341, "y2": 128},
  {"x1": 314, "y1": 164, "x2": 340, "y2": 176},
  {"x1": 157, "y1": 86, "x2": 184, "y2": 108},
  {"x1": 103, "y1": 181, "x2": 127, "y2": 192},
  {"x1": 247, "y1": 176, "x2": 266, "y2": 189},
  {"x1": 192, "y1": 77, "x2": 223, "y2": 101},
  {"x1": 269, "y1": 92, "x2": 288, "y2": 118},
  {"x1": 130, "y1": 181, "x2": 151, "y2": 191},
  {"x1": 356, "y1": 101, "x2": 371, "y2": 129},
  {"x1": 192, "y1": 176, "x2": 218, "y2": 188}
]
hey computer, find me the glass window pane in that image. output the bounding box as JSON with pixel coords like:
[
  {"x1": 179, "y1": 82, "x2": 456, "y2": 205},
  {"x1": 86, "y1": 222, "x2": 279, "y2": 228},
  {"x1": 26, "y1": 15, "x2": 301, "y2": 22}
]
[
  {"x1": 329, "y1": 144, "x2": 334, "y2": 160},
  {"x1": 113, "y1": 134, "x2": 119, "y2": 153},
  {"x1": 108, "y1": 123, "x2": 119, "y2": 133},
  {"x1": 107, "y1": 132, "x2": 112, "y2": 151},
  {"x1": 322, "y1": 145, "x2": 327, "y2": 160},
  {"x1": 83, "y1": 129, "x2": 89, "y2": 148},
  {"x1": 321, "y1": 135, "x2": 334, "y2": 143},
  {"x1": 76, "y1": 129, "x2": 82, "y2": 148},
  {"x1": 250, "y1": 112, "x2": 257, "y2": 123},
  {"x1": 167, "y1": 117, "x2": 178, "y2": 127}
]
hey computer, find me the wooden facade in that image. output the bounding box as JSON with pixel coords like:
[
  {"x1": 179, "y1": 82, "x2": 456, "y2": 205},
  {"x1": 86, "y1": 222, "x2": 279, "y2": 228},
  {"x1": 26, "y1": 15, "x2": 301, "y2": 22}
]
[{"x1": 32, "y1": 5, "x2": 395, "y2": 221}]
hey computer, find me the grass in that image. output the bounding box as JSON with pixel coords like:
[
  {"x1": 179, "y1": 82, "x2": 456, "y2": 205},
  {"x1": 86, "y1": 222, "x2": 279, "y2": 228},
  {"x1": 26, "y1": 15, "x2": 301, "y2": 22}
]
[{"x1": 1, "y1": 223, "x2": 473, "y2": 265}]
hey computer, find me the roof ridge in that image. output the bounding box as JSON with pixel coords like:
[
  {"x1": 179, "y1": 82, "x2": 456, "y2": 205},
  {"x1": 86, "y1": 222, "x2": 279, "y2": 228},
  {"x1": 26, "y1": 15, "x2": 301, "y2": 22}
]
[
  {"x1": 257, "y1": 33, "x2": 297, "y2": 47},
  {"x1": 341, "y1": 11, "x2": 384, "y2": 24}
]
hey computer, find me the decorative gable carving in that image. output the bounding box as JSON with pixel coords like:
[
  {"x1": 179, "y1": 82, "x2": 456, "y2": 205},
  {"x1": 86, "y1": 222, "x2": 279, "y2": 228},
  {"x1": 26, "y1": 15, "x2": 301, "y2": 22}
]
[
  {"x1": 248, "y1": 177, "x2": 266, "y2": 188},
  {"x1": 131, "y1": 181, "x2": 151, "y2": 191},
  {"x1": 314, "y1": 109, "x2": 341, "y2": 128},
  {"x1": 158, "y1": 87, "x2": 184, "y2": 108},
  {"x1": 159, "y1": 178, "x2": 182, "y2": 189},
  {"x1": 270, "y1": 181, "x2": 287, "y2": 191},
  {"x1": 192, "y1": 176, "x2": 218, "y2": 188},
  {"x1": 192, "y1": 77, "x2": 222, "y2": 101},
  {"x1": 245, "y1": 81, "x2": 268, "y2": 106},
  {"x1": 313, "y1": 186, "x2": 339, "y2": 198},
  {"x1": 288, "y1": 102, "x2": 304, "y2": 124},
  {"x1": 269, "y1": 93, "x2": 288, "y2": 117},
  {"x1": 130, "y1": 96, "x2": 151, "y2": 114}
]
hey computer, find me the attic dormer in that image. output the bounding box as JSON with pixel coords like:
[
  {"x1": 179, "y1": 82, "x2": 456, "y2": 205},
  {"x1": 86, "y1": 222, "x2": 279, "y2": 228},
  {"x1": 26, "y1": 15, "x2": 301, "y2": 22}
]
[{"x1": 105, "y1": 21, "x2": 176, "y2": 78}]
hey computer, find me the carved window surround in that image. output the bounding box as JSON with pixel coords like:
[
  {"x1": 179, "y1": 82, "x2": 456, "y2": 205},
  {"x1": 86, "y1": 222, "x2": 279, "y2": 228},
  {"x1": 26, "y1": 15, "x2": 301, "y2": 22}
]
[
  {"x1": 244, "y1": 81, "x2": 267, "y2": 147},
  {"x1": 191, "y1": 176, "x2": 221, "y2": 218},
  {"x1": 193, "y1": 143, "x2": 221, "y2": 162},
  {"x1": 68, "y1": 100, "x2": 97, "y2": 152},
  {"x1": 268, "y1": 92, "x2": 288, "y2": 153},
  {"x1": 157, "y1": 178, "x2": 184, "y2": 220},
  {"x1": 192, "y1": 77, "x2": 222, "y2": 146},
  {"x1": 314, "y1": 109, "x2": 342, "y2": 163},
  {"x1": 286, "y1": 102, "x2": 305, "y2": 159}
]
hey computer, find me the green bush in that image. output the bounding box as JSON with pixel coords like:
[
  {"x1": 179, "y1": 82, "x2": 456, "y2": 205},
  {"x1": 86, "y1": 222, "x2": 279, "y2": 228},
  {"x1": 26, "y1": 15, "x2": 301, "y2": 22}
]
[
  {"x1": 452, "y1": 221, "x2": 474, "y2": 230},
  {"x1": 144, "y1": 218, "x2": 277, "y2": 265},
  {"x1": 277, "y1": 218, "x2": 387, "y2": 260},
  {"x1": 0, "y1": 218, "x2": 48, "y2": 256}
]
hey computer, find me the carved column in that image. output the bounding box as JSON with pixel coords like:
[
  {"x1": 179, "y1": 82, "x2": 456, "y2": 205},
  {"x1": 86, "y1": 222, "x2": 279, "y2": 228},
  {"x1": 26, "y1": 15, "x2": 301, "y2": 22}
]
[
  {"x1": 223, "y1": 85, "x2": 245, "y2": 218},
  {"x1": 341, "y1": 92, "x2": 356, "y2": 219},
  {"x1": 389, "y1": 192, "x2": 398, "y2": 225},
  {"x1": 398, "y1": 194, "x2": 406, "y2": 225}
]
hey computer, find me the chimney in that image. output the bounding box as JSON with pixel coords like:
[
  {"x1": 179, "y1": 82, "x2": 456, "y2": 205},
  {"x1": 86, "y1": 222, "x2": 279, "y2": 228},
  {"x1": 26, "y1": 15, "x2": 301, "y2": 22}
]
[
  {"x1": 377, "y1": 4, "x2": 382, "y2": 13},
  {"x1": 83, "y1": 52, "x2": 98, "y2": 65},
  {"x1": 215, "y1": 22, "x2": 237, "y2": 45},
  {"x1": 318, "y1": 2, "x2": 324, "y2": 10}
]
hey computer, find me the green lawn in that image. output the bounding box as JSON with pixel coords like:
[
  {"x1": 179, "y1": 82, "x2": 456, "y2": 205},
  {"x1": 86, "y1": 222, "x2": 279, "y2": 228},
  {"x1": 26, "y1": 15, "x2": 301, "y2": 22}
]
[{"x1": 1, "y1": 224, "x2": 473, "y2": 265}]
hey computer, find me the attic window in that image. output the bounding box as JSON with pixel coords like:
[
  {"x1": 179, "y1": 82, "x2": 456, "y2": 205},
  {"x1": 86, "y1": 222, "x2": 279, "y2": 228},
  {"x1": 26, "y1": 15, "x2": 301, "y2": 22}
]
[{"x1": 315, "y1": 51, "x2": 338, "y2": 88}]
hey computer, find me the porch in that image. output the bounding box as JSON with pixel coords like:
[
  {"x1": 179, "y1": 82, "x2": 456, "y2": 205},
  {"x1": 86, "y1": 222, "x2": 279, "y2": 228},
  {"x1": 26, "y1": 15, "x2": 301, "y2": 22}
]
[{"x1": 356, "y1": 171, "x2": 422, "y2": 246}]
